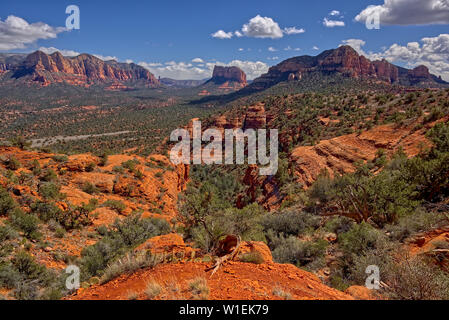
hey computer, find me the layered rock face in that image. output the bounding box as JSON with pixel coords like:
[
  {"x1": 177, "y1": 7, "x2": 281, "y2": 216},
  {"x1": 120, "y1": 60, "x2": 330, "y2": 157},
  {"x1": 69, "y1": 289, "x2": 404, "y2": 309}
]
[
  {"x1": 12, "y1": 50, "x2": 160, "y2": 87},
  {"x1": 207, "y1": 66, "x2": 247, "y2": 85},
  {"x1": 243, "y1": 103, "x2": 267, "y2": 129},
  {"x1": 250, "y1": 46, "x2": 446, "y2": 90},
  {"x1": 290, "y1": 119, "x2": 437, "y2": 187},
  {"x1": 408, "y1": 65, "x2": 432, "y2": 82}
]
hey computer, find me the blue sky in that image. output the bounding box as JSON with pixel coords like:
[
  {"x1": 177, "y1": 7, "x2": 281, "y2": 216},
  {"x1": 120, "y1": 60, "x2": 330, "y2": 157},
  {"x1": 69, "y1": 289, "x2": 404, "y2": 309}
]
[{"x1": 1, "y1": 0, "x2": 449, "y2": 79}]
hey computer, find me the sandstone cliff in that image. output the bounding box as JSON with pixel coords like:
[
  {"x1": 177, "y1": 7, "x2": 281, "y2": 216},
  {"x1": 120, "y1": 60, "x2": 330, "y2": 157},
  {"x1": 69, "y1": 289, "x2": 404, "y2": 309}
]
[
  {"x1": 11, "y1": 51, "x2": 160, "y2": 87},
  {"x1": 208, "y1": 65, "x2": 247, "y2": 85}
]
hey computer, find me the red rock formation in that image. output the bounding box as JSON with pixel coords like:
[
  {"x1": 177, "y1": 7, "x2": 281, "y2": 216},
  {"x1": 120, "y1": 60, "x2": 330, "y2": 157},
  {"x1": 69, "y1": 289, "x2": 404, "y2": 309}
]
[
  {"x1": 290, "y1": 119, "x2": 441, "y2": 187},
  {"x1": 408, "y1": 65, "x2": 432, "y2": 82},
  {"x1": 15, "y1": 50, "x2": 160, "y2": 87},
  {"x1": 318, "y1": 46, "x2": 377, "y2": 78},
  {"x1": 250, "y1": 46, "x2": 446, "y2": 90},
  {"x1": 373, "y1": 59, "x2": 399, "y2": 83},
  {"x1": 243, "y1": 103, "x2": 266, "y2": 129},
  {"x1": 207, "y1": 65, "x2": 247, "y2": 86}
]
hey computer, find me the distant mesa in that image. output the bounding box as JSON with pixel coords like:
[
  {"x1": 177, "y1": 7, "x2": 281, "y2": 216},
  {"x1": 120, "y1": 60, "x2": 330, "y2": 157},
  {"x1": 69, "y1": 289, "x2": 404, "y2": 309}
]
[
  {"x1": 0, "y1": 50, "x2": 160, "y2": 88},
  {"x1": 206, "y1": 65, "x2": 247, "y2": 87}
]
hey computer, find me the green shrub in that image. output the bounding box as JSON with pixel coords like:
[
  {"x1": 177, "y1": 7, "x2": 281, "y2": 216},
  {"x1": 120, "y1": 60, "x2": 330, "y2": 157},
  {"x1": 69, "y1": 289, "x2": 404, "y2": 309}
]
[
  {"x1": 31, "y1": 201, "x2": 62, "y2": 223},
  {"x1": 188, "y1": 277, "x2": 209, "y2": 300},
  {"x1": 85, "y1": 162, "x2": 96, "y2": 172},
  {"x1": 39, "y1": 182, "x2": 63, "y2": 200},
  {"x1": 122, "y1": 159, "x2": 140, "y2": 172},
  {"x1": 339, "y1": 222, "x2": 386, "y2": 258},
  {"x1": 238, "y1": 252, "x2": 264, "y2": 264},
  {"x1": 113, "y1": 166, "x2": 124, "y2": 174},
  {"x1": 386, "y1": 208, "x2": 445, "y2": 241},
  {"x1": 103, "y1": 200, "x2": 126, "y2": 214},
  {"x1": 101, "y1": 252, "x2": 162, "y2": 284},
  {"x1": 0, "y1": 187, "x2": 16, "y2": 216},
  {"x1": 80, "y1": 213, "x2": 170, "y2": 279},
  {"x1": 52, "y1": 155, "x2": 68, "y2": 163},
  {"x1": 3, "y1": 156, "x2": 21, "y2": 171},
  {"x1": 8, "y1": 208, "x2": 40, "y2": 239},
  {"x1": 81, "y1": 182, "x2": 98, "y2": 195},
  {"x1": 270, "y1": 234, "x2": 327, "y2": 271},
  {"x1": 262, "y1": 208, "x2": 320, "y2": 237},
  {"x1": 384, "y1": 256, "x2": 449, "y2": 300},
  {"x1": 40, "y1": 169, "x2": 57, "y2": 182}
]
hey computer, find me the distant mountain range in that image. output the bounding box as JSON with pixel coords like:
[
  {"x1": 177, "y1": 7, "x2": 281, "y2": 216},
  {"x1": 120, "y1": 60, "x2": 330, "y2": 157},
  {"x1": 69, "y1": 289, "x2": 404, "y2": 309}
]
[
  {"x1": 0, "y1": 47, "x2": 446, "y2": 92},
  {"x1": 0, "y1": 50, "x2": 160, "y2": 87},
  {"x1": 248, "y1": 46, "x2": 448, "y2": 91}
]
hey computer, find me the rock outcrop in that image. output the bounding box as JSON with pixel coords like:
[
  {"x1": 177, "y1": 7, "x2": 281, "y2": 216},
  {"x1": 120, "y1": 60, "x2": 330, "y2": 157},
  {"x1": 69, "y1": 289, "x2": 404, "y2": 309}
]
[
  {"x1": 290, "y1": 119, "x2": 439, "y2": 187},
  {"x1": 11, "y1": 50, "x2": 160, "y2": 87},
  {"x1": 249, "y1": 46, "x2": 447, "y2": 90},
  {"x1": 208, "y1": 66, "x2": 247, "y2": 85},
  {"x1": 243, "y1": 103, "x2": 266, "y2": 129}
]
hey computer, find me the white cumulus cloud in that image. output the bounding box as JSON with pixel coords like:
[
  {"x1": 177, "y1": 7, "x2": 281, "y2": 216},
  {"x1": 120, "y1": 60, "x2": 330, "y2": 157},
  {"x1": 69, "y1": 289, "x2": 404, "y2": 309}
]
[
  {"x1": 38, "y1": 46, "x2": 79, "y2": 57},
  {"x1": 0, "y1": 15, "x2": 66, "y2": 51},
  {"x1": 283, "y1": 27, "x2": 305, "y2": 35},
  {"x1": 242, "y1": 15, "x2": 284, "y2": 39},
  {"x1": 340, "y1": 39, "x2": 367, "y2": 55},
  {"x1": 211, "y1": 30, "x2": 233, "y2": 39},
  {"x1": 323, "y1": 18, "x2": 345, "y2": 27},
  {"x1": 355, "y1": 0, "x2": 449, "y2": 26},
  {"x1": 212, "y1": 15, "x2": 305, "y2": 40},
  {"x1": 330, "y1": 10, "x2": 341, "y2": 16}
]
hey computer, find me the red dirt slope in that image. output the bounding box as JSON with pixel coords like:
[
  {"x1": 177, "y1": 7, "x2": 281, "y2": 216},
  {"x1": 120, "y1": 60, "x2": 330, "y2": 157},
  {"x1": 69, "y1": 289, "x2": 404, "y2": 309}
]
[{"x1": 69, "y1": 260, "x2": 352, "y2": 300}]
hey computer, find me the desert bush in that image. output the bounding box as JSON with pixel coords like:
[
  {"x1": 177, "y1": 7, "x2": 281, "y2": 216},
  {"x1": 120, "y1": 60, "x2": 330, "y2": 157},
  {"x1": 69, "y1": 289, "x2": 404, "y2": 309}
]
[
  {"x1": 188, "y1": 277, "x2": 209, "y2": 300},
  {"x1": 31, "y1": 160, "x2": 42, "y2": 176},
  {"x1": 385, "y1": 208, "x2": 445, "y2": 241},
  {"x1": 338, "y1": 222, "x2": 386, "y2": 258},
  {"x1": 85, "y1": 162, "x2": 96, "y2": 172},
  {"x1": 0, "y1": 187, "x2": 16, "y2": 216},
  {"x1": 145, "y1": 280, "x2": 162, "y2": 299},
  {"x1": 8, "y1": 208, "x2": 40, "y2": 239},
  {"x1": 31, "y1": 201, "x2": 62, "y2": 223},
  {"x1": 183, "y1": 202, "x2": 266, "y2": 252},
  {"x1": 384, "y1": 256, "x2": 449, "y2": 300},
  {"x1": 269, "y1": 234, "x2": 327, "y2": 271},
  {"x1": 272, "y1": 287, "x2": 292, "y2": 300},
  {"x1": 101, "y1": 252, "x2": 162, "y2": 284},
  {"x1": 238, "y1": 251, "x2": 264, "y2": 264},
  {"x1": 39, "y1": 182, "x2": 63, "y2": 200},
  {"x1": 122, "y1": 159, "x2": 140, "y2": 172},
  {"x1": 135, "y1": 170, "x2": 144, "y2": 180},
  {"x1": 103, "y1": 199, "x2": 126, "y2": 214},
  {"x1": 113, "y1": 166, "x2": 124, "y2": 173},
  {"x1": 52, "y1": 155, "x2": 68, "y2": 163},
  {"x1": 323, "y1": 216, "x2": 353, "y2": 235},
  {"x1": 81, "y1": 182, "x2": 98, "y2": 195},
  {"x1": 262, "y1": 208, "x2": 320, "y2": 237},
  {"x1": 9, "y1": 136, "x2": 31, "y2": 150},
  {"x1": 40, "y1": 169, "x2": 57, "y2": 182},
  {"x1": 80, "y1": 213, "x2": 170, "y2": 279},
  {"x1": 3, "y1": 156, "x2": 21, "y2": 171},
  {"x1": 0, "y1": 225, "x2": 18, "y2": 241}
]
